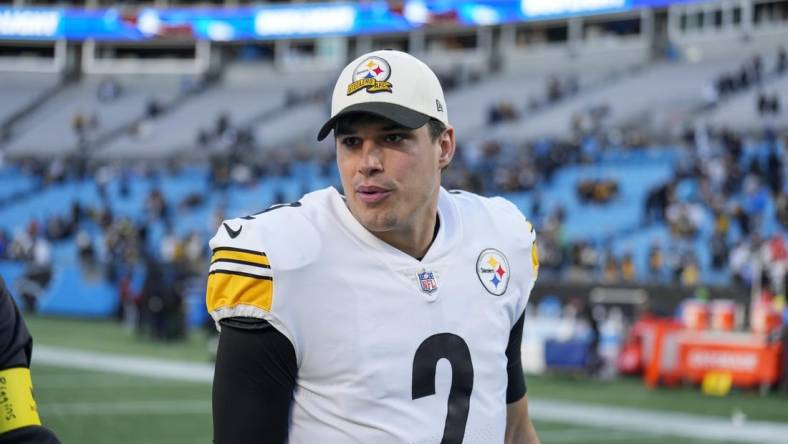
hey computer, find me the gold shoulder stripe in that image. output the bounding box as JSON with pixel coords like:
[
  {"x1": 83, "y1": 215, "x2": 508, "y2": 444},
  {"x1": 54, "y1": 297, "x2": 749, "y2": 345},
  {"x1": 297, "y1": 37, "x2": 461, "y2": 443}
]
[
  {"x1": 211, "y1": 248, "x2": 270, "y2": 268},
  {"x1": 207, "y1": 271, "x2": 274, "y2": 312}
]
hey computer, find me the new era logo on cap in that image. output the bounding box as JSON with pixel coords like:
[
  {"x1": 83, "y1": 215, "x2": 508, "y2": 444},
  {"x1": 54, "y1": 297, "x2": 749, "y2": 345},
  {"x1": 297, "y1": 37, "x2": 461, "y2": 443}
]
[{"x1": 317, "y1": 50, "x2": 450, "y2": 141}]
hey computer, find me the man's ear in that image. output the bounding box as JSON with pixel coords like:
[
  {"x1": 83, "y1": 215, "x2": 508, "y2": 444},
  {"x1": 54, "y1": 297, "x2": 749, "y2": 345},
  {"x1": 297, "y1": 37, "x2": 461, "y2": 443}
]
[{"x1": 438, "y1": 127, "x2": 456, "y2": 170}]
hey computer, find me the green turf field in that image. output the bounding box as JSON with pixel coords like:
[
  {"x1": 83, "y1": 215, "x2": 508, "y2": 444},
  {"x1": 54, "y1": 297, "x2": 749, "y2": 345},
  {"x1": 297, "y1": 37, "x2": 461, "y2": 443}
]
[
  {"x1": 32, "y1": 364, "x2": 743, "y2": 444},
  {"x1": 24, "y1": 315, "x2": 788, "y2": 443},
  {"x1": 33, "y1": 365, "x2": 211, "y2": 444},
  {"x1": 24, "y1": 315, "x2": 213, "y2": 362}
]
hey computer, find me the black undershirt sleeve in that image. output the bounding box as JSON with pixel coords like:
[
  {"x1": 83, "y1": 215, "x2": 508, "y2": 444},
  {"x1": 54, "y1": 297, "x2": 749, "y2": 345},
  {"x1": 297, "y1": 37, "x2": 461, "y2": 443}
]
[
  {"x1": 0, "y1": 276, "x2": 33, "y2": 369},
  {"x1": 0, "y1": 276, "x2": 62, "y2": 443},
  {"x1": 212, "y1": 317, "x2": 297, "y2": 444},
  {"x1": 505, "y1": 310, "x2": 527, "y2": 404}
]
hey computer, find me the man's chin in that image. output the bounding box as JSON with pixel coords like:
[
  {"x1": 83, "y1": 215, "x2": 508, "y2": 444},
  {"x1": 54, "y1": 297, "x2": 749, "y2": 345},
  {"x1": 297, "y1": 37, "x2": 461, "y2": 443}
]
[{"x1": 355, "y1": 211, "x2": 397, "y2": 234}]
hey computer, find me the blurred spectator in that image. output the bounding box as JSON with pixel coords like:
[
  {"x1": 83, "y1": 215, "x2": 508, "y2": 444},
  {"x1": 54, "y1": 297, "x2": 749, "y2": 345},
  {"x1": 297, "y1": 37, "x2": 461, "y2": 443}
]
[
  {"x1": 216, "y1": 112, "x2": 231, "y2": 137},
  {"x1": 666, "y1": 202, "x2": 702, "y2": 239},
  {"x1": 76, "y1": 230, "x2": 95, "y2": 263},
  {"x1": 777, "y1": 192, "x2": 788, "y2": 228},
  {"x1": 72, "y1": 113, "x2": 87, "y2": 143},
  {"x1": 97, "y1": 77, "x2": 123, "y2": 103},
  {"x1": 644, "y1": 182, "x2": 674, "y2": 225},
  {"x1": 15, "y1": 223, "x2": 52, "y2": 313},
  {"x1": 758, "y1": 92, "x2": 781, "y2": 115},
  {"x1": 146, "y1": 98, "x2": 163, "y2": 118},
  {"x1": 118, "y1": 270, "x2": 139, "y2": 332},
  {"x1": 0, "y1": 229, "x2": 9, "y2": 259},
  {"x1": 577, "y1": 178, "x2": 618, "y2": 204},
  {"x1": 766, "y1": 148, "x2": 783, "y2": 196},
  {"x1": 487, "y1": 101, "x2": 518, "y2": 125},
  {"x1": 547, "y1": 75, "x2": 562, "y2": 102},
  {"x1": 647, "y1": 242, "x2": 663, "y2": 281},
  {"x1": 729, "y1": 241, "x2": 751, "y2": 287},
  {"x1": 731, "y1": 204, "x2": 752, "y2": 237},
  {"x1": 160, "y1": 228, "x2": 178, "y2": 264},
  {"x1": 777, "y1": 46, "x2": 787, "y2": 75},
  {"x1": 603, "y1": 251, "x2": 618, "y2": 283},
  {"x1": 710, "y1": 231, "x2": 728, "y2": 271},
  {"x1": 575, "y1": 299, "x2": 601, "y2": 377},
  {"x1": 679, "y1": 253, "x2": 700, "y2": 287},
  {"x1": 621, "y1": 253, "x2": 636, "y2": 282},
  {"x1": 761, "y1": 235, "x2": 787, "y2": 299},
  {"x1": 145, "y1": 188, "x2": 169, "y2": 222}
]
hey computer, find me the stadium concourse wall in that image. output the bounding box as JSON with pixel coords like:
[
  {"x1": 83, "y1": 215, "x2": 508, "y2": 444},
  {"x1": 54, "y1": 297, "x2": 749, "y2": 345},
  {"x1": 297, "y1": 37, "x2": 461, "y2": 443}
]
[{"x1": 530, "y1": 281, "x2": 747, "y2": 318}]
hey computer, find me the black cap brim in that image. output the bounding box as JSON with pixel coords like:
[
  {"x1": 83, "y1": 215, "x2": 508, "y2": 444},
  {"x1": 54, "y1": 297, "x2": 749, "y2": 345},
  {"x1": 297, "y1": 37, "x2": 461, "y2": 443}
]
[{"x1": 317, "y1": 102, "x2": 431, "y2": 141}]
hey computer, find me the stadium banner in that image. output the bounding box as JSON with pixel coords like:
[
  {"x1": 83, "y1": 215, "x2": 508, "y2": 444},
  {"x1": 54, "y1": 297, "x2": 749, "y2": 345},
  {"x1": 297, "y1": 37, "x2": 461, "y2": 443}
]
[
  {"x1": 0, "y1": 0, "x2": 711, "y2": 41},
  {"x1": 406, "y1": 0, "x2": 711, "y2": 25},
  {"x1": 0, "y1": 3, "x2": 413, "y2": 41}
]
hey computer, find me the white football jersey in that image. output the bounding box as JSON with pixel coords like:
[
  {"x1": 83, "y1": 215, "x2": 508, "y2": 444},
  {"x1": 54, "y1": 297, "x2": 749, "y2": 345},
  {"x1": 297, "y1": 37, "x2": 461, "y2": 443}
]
[{"x1": 206, "y1": 187, "x2": 538, "y2": 444}]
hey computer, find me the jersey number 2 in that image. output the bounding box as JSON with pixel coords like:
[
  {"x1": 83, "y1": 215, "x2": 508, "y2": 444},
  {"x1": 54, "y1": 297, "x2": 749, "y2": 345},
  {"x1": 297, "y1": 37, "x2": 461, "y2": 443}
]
[{"x1": 412, "y1": 333, "x2": 474, "y2": 444}]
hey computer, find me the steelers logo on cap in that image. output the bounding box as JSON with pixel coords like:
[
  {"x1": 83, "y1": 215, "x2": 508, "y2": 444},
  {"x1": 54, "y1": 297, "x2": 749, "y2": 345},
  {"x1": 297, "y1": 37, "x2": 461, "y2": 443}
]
[
  {"x1": 347, "y1": 56, "x2": 393, "y2": 95},
  {"x1": 476, "y1": 248, "x2": 510, "y2": 296}
]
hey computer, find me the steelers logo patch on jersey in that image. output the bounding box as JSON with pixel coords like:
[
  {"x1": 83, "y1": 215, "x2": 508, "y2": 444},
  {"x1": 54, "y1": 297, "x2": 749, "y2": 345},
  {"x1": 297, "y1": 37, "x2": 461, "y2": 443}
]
[
  {"x1": 476, "y1": 248, "x2": 510, "y2": 296},
  {"x1": 347, "y1": 56, "x2": 393, "y2": 95}
]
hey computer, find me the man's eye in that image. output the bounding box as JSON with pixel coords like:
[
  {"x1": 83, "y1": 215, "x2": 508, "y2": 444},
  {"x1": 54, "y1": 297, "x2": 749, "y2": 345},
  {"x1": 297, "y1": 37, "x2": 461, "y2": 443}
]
[
  {"x1": 342, "y1": 137, "x2": 360, "y2": 146},
  {"x1": 384, "y1": 134, "x2": 404, "y2": 143}
]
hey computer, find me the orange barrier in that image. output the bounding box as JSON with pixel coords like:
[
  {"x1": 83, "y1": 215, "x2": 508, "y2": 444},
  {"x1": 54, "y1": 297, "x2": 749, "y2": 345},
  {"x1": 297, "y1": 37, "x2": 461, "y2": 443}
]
[
  {"x1": 751, "y1": 302, "x2": 783, "y2": 335},
  {"x1": 642, "y1": 324, "x2": 782, "y2": 390},
  {"x1": 710, "y1": 300, "x2": 737, "y2": 331},
  {"x1": 677, "y1": 331, "x2": 782, "y2": 389},
  {"x1": 682, "y1": 300, "x2": 709, "y2": 330}
]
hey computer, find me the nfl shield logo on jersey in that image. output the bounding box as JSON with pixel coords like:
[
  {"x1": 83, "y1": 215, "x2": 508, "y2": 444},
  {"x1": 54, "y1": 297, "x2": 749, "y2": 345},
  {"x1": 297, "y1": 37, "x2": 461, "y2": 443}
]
[
  {"x1": 417, "y1": 270, "x2": 438, "y2": 294},
  {"x1": 476, "y1": 248, "x2": 510, "y2": 296}
]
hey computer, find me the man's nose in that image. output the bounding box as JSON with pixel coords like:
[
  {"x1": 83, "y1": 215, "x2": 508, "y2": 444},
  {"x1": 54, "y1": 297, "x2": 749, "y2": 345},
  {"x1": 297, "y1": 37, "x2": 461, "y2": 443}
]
[{"x1": 358, "y1": 141, "x2": 383, "y2": 176}]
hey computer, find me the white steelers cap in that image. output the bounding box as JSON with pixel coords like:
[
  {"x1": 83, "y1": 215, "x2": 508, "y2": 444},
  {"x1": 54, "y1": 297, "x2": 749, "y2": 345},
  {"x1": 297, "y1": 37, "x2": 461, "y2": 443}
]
[{"x1": 317, "y1": 50, "x2": 449, "y2": 141}]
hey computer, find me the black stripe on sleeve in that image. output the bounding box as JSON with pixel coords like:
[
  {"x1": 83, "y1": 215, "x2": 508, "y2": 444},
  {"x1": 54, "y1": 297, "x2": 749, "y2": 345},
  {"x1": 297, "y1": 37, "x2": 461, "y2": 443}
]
[
  {"x1": 208, "y1": 270, "x2": 273, "y2": 280},
  {"x1": 506, "y1": 310, "x2": 527, "y2": 404},
  {"x1": 209, "y1": 258, "x2": 272, "y2": 269},
  {"x1": 211, "y1": 246, "x2": 267, "y2": 256}
]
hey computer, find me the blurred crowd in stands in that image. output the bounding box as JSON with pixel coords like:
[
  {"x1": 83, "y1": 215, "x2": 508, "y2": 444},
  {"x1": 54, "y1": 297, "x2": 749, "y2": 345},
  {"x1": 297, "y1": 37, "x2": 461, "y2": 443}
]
[
  {"x1": 0, "y1": 160, "x2": 216, "y2": 340},
  {"x1": 1, "y1": 49, "x2": 787, "y2": 337},
  {"x1": 487, "y1": 74, "x2": 582, "y2": 126},
  {"x1": 704, "y1": 46, "x2": 787, "y2": 113},
  {"x1": 2, "y1": 121, "x2": 785, "y2": 308}
]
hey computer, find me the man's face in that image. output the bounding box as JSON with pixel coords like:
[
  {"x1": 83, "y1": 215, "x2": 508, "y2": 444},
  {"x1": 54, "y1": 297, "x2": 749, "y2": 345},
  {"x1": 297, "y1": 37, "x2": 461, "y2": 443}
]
[{"x1": 335, "y1": 115, "x2": 454, "y2": 237}]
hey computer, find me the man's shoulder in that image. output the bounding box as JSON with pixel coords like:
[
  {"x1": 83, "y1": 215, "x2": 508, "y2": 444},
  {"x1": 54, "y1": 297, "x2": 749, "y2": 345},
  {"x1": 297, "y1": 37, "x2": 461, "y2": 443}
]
[
  {"x1": 209, "y1": 188, "x2": 334, "y2": 271},
  {"x1": 445, "y1": 189, "x2": 534, "y2": 236}
]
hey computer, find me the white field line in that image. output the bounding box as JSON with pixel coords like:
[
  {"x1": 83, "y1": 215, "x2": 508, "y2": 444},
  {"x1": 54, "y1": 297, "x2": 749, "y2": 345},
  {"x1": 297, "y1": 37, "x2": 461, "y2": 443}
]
[
  {"x1": 34, "y1": 345, "x2": 788, "y2": 443},
  {"x1": 34, "y1": 374, "x2": 200, "y2": 389},
  {"x1": 40, "y1": 400, "x2": 210, "y2": 416},
  {"x1": 33, "y1": 345, "x2": 213, "y2": 383},
  {"x1": 529, "y1": 399, "x2": 788, "y2": 444},
  {"x1": 537, "y1": 428, "x2": 660, "y2": 443}
]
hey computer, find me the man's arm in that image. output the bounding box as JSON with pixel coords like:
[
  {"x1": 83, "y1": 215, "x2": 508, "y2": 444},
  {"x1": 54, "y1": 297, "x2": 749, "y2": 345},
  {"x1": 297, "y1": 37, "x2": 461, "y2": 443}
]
[
  {"x1": 0, "y1": 276, "x2": 61, "y2": 443},
  {"x1": 212, "y1": 317, "x2": 297, "y2": 444},
  {"x1": 504, "y1": 311, "x2": 540, "y2": 444},
  {"x1": 505, "y1": 395, "x2": 540, "y2": 444}
]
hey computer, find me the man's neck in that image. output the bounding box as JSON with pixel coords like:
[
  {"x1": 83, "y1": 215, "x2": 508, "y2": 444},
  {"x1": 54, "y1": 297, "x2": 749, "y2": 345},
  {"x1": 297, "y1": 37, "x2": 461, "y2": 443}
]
[{"x1": 374, "y1": 211, "x2": 439, "y2": 260}]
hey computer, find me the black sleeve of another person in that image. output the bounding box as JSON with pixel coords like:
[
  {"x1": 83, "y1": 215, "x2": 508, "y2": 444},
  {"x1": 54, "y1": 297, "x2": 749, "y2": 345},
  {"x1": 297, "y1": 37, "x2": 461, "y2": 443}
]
[
  {"x1": 505, "y1": 311, "x2": 527, "y2": 404},
  {"x1": 0, "y1": 276, "x2": 61, "y2": 444},
  {"x1": 213, "y1": 317, "x2": 297, "y2": 444}
]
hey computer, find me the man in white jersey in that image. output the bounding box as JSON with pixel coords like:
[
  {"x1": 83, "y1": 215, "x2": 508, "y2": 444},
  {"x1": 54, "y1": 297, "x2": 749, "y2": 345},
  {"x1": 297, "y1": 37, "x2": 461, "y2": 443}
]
[{"x1": 207, "y1": 50, "x2": 541, "y2": 444}]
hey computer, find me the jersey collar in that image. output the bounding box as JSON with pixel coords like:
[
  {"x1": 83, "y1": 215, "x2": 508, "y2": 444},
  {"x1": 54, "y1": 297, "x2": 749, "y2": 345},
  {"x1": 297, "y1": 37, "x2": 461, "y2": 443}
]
[{"x1": 328, "y1": 186, "x2": 461, "y2": 267}]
